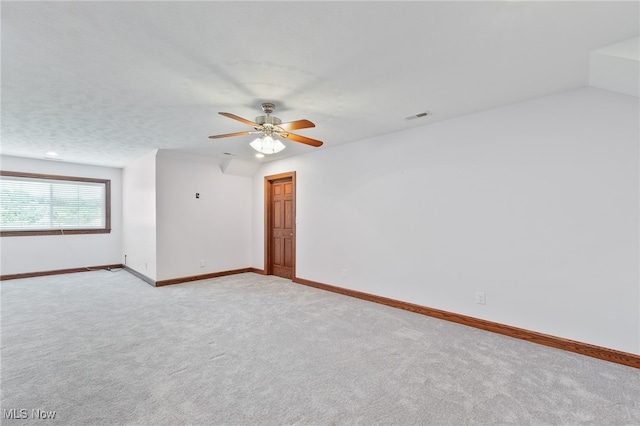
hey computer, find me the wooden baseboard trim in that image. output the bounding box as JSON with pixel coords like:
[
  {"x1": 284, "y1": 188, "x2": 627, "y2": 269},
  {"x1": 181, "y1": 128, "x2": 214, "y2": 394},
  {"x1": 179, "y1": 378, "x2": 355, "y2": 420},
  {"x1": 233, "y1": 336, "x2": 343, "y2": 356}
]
[
  {"x1": 122, "y1": 265, "x2": 156, "y2": 287},
  {"x1": 122, "y1": 266, "x2": 265, "y2": 287},
  {"x1": 155, "y1": 268, "x2": 255, "y2": 287},
  {"x1": 292, "y1": 276, "x2": 640, "y2": 369},
  {"x1": 0, "y1": 264, "x2": 124, "y2": 281}
]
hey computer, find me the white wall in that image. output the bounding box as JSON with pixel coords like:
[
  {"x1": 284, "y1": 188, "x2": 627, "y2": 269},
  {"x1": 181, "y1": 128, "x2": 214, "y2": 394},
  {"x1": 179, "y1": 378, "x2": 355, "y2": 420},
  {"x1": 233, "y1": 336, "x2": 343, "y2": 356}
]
[
  {"x1": 589, "y1": 37, "x2": 639, "y2": 97},
  {"x1": 122, "y1": 150, "x2": 157, "y2": 281},
  {"x1": 155, "y1": 151, "x2": 252, "y2": 281},
  {"x1": 252, "y1": 87, "x2": 639, "y2": 354},
  {"x1": 0, "y1": 155, "x2": 123, "y2": 275}
]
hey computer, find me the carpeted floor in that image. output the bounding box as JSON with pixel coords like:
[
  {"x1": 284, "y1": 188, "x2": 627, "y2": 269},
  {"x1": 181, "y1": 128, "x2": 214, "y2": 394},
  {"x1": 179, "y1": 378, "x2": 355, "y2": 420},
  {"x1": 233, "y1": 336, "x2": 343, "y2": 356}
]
[{"x1": 1, "y1": 270, "x2": 638, "y2": 425}]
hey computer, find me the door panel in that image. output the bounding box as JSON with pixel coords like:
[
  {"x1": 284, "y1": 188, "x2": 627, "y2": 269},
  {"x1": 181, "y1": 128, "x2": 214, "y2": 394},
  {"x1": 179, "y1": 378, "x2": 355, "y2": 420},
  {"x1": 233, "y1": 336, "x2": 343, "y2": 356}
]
[
  {"x1": 284, "y1": 238, "x2": 293, "y2": 268},
  {"x1": 274, "y1": 199, "x2": 282, "y2": 228},
  {"x1": 273, "y1": 237, "x2": 282, "y2": 266},
  {"x1": 284, "y1": 199, "x2": 293, "y2": 229}
]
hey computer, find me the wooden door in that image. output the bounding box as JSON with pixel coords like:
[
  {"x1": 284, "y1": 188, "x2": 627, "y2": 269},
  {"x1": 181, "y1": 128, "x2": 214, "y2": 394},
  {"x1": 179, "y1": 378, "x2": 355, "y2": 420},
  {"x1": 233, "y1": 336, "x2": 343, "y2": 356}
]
[
  {"x1": 265, "y1": 172, "x2": 296, "y2": 279},
  {"x1": 271, "y1": 178, "x2": 294, "y2": 278}
]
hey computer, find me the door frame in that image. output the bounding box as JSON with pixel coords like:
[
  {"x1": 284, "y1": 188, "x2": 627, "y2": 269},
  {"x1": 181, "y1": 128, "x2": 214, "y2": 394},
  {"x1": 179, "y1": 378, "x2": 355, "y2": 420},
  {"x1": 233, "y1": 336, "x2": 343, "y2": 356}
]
[{"x1": 264, "y1": 171, "x2": 296, "y2": 278}]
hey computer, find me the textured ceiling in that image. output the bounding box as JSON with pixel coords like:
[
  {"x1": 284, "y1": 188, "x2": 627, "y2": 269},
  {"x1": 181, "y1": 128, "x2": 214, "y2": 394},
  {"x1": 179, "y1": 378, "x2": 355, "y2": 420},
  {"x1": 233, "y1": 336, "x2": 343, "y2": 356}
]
[{"x1": 1, "y1": 1, "x2": 638, "y2": 168}]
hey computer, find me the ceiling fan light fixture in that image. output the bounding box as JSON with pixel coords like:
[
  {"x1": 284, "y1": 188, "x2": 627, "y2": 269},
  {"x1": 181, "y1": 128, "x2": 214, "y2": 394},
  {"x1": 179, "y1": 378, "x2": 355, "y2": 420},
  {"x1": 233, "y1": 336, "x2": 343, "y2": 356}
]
[
  {"x1": 250, "y1": 134, "x2": 285, "y2": 155},
  {"x1": 210, "y1": 103, "x2": 322, "y2": 152}
]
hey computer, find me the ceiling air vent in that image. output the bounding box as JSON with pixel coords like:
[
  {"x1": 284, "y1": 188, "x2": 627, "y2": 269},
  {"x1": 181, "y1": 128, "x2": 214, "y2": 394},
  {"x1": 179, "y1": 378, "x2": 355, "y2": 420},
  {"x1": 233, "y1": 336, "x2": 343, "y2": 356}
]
[{"x1": 405, "y1": 111, "x2": 432, "y2": 121}]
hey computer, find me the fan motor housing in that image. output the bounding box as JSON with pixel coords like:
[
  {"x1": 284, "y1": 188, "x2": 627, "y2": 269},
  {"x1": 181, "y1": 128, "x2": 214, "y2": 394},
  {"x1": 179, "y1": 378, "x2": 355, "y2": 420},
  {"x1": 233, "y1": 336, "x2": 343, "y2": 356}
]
[{"x1": 255, "y1": 115, "x2": 282, "y2": 126}]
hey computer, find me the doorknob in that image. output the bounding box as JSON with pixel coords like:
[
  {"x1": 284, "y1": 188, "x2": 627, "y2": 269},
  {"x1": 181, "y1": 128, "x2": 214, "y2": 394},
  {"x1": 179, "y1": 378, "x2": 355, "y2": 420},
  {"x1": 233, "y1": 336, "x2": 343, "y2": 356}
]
[{"x1": 289, "y1": 233, "x2": 293, "y2": 236}]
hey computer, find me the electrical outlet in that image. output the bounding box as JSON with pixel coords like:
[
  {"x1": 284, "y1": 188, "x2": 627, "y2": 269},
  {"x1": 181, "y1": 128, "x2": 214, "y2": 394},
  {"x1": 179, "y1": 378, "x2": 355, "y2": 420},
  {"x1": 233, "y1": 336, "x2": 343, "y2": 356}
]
[
  {"x1": 200, "y1": 260, "x2": 206, "y2": 268},
  {"x1": 476, "y1": 291, "x2": 486, "y2": 305},
  {"x1": 341, "y1": 268, "x2": 348, "y2": 278}
]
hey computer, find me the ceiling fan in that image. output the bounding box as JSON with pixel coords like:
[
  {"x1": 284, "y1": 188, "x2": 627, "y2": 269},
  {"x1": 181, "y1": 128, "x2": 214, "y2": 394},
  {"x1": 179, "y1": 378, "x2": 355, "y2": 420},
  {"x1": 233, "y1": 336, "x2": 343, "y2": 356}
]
[{"x1": 208, "y1": 102, "x2": 323, "y2": 155}]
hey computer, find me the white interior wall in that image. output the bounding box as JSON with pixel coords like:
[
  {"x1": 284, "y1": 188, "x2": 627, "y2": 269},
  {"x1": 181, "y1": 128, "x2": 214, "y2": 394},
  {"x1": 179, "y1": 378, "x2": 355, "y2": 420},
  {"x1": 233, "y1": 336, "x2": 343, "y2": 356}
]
[
  {"x1": 252, "y1": 87, "x2": 639, "y2": 354},
  {"x1": 122, "y1": 150, "x2": 158, "y2": 281},
  {"x1": 589, "y1": 37, "x2": 639, "y2": 97},
  {"x1": 155, "y1": 151, "x2": 252, "y2": 281},
  {"x1": 0, "y1": 155, "x2": 123, "y2": 275}
]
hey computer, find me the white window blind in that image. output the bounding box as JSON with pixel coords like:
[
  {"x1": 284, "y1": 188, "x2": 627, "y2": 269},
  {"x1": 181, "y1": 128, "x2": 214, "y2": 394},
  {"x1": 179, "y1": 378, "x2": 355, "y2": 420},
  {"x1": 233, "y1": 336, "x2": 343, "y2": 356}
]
[{"x1": 0, "y1": 175, "x2": 107, "y2": 232}]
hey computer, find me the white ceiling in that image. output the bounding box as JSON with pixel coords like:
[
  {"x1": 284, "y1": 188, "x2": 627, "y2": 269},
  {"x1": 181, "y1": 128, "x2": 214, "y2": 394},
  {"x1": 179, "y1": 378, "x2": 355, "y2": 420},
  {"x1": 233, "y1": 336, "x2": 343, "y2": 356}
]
[{"x1": 1, "y1": 1, "x2": 638, "y2": 168}]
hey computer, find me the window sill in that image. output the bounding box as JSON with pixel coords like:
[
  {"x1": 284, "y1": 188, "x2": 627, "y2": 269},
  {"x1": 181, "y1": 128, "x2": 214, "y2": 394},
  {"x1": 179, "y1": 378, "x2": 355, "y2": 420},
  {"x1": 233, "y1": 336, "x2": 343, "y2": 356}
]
[{"x1": 1, "y1": 229, "x2": 112, "y2": 237}]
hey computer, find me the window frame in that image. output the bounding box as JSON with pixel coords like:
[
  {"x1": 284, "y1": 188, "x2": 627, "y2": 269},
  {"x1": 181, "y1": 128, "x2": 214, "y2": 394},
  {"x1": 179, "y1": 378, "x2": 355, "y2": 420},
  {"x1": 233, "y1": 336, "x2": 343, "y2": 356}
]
[{"x1": 0, "y1": 170, "x2": 111, "y2": 237}]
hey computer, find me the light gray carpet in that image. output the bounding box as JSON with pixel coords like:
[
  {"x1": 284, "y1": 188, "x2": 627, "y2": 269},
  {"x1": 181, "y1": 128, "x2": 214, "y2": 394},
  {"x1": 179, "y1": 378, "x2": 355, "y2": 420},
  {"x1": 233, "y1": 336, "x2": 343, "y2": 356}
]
[{"x1": 1, "y1": 271, "x2": 638, "y2": 425}]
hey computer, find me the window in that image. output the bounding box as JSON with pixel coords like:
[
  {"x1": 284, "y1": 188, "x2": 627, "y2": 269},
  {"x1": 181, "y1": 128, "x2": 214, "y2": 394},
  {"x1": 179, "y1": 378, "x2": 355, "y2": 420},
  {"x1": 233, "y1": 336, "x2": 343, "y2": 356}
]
[{"x1": 0, "y1": 171, "x2": 111, "y2": 236}]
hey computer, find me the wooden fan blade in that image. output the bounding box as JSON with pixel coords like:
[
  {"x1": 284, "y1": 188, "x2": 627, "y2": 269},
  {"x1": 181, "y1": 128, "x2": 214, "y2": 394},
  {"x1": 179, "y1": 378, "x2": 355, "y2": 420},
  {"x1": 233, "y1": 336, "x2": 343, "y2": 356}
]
[
  {"x1": 282, "y1": 132, "x2": 323, "y2": 147},
  {"x1": 277, "y1": 119, "x2": 315, "y2": 132},
  {"x1": 208, "y1": 131, "x2": 254, "y2": 139},
  {"x1": 219, "y1": 112, "x2": 259, "y2": 127}
]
